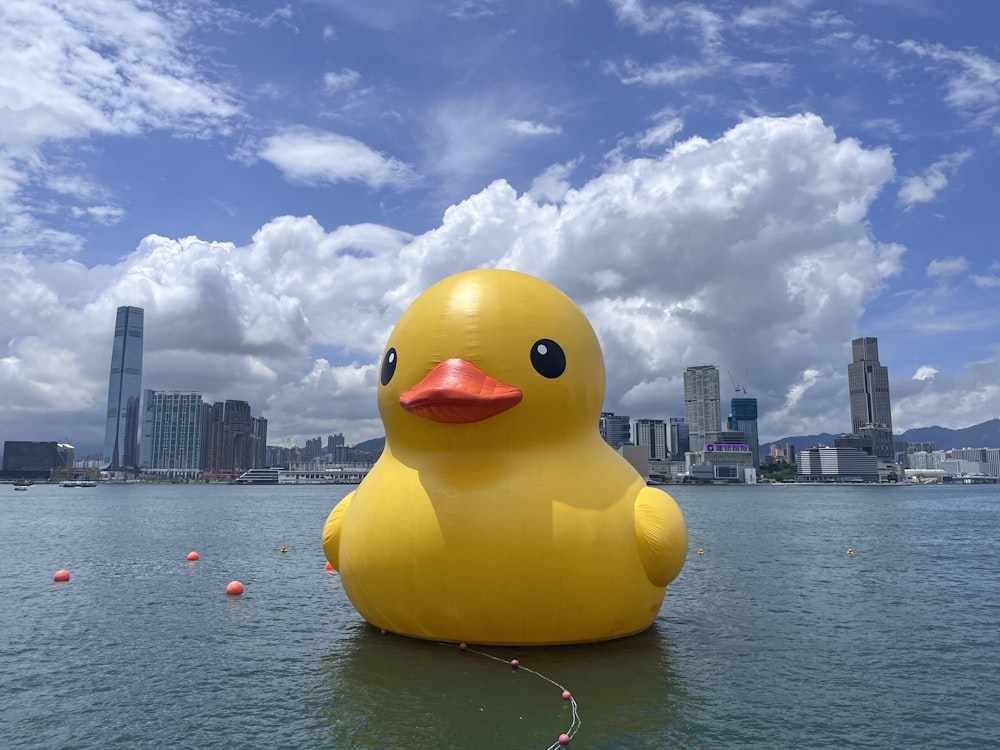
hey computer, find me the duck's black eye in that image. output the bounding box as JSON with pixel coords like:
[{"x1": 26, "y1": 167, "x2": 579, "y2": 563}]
[
  {"x1": 530, "y1": 339, "x2": 565, "y2": 379},
  {"x1": 380, "y1": 348, "x2": 397, "y2": 386}
]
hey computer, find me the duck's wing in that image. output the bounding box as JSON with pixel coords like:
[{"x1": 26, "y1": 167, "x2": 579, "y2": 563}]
[
  {"x1": 322, "y1": 491, "x2": 355, "y2": 571},
  {"x1": 634, "y1": 486, "x2": 688, "y2": 587}
]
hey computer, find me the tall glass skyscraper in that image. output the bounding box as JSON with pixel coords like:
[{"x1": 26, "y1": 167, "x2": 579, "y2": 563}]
[
  {"x1": 101, "y1": 306, "x2": 144, "y2": 471},
  {"x1": 683, "y1": 365, "x2": 721, "y2": 453},
  {"x1": 729, "y1": 397, "x2": 760, "y2": 468},
  {"x1": 848, "y1": 336, "x2": 894, "y2": 460}
]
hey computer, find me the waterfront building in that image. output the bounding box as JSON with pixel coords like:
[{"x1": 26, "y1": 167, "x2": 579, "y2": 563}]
[
  {"x1": 668, "y1": 417, "x2": 689, "y2": 459},
  {"x1": 634, "y1": 418, "x2": 668, "y2": 461},
  {"x1": 796, "y1": 446, "x2": 879, "y2": 483},
  {"x1": 835, "y1": 434, "x2": 874, "y2": 455},
  {"x1": 729, "y1": 398, "x2": 760, "y2": 468},
  {"x1": 949, "y1": 448, "x2": 1000, "y2": 477},
  {"x1": 848, "y1": 337, "x2": 894, "y2": 460},
  {"x1": 139, "y1": 390, "x2": 205, "y2": 479},
  {"x1": 101, "y1": 306, "x2": 144, "y2": 472},
  {"x1": 250, "y1": 416, "x2": 268, "y2": 468},
  {"x1": 600, "y1": 412, "x2": 631, "y2": 448},
  {"x1": 204, "y1": 399, "x2": 255, "y2": 476},
  {"x1": 1, "y1": 441, "x2": 75, "y2": 480},
  {"x1": 683, "y1": 365, "x2": 721, "y2": 454}
]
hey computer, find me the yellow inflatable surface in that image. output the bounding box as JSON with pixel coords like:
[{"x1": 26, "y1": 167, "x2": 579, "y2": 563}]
[{"x1": 322, "y1": 269, "x2": 688, "y2": 645}]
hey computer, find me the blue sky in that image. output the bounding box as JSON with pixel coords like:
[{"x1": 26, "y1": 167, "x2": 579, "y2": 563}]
[{"x1": 2, "y1": 0, "x2": 999, "y2": 454}]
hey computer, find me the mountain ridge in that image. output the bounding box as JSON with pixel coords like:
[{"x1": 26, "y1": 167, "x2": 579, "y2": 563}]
[{"x1": 765, "y1": 418, "x2": 1000, "y2": 454}]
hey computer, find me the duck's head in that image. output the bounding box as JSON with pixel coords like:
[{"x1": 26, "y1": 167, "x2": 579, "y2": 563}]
[{"x1": 377, "y1": 269, "x2": 606, "y2": 453}]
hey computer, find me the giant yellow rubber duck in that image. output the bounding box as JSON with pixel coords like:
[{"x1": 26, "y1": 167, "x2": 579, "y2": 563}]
[{"x1": 322, "y1": 269, "x2": 688, "y2": 645}]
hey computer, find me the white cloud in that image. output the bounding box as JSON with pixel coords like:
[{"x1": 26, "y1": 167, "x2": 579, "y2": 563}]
[
  {"x1": 637, "y1": 117, "x2": 684, "y2": 149},
  {"x1": 912, "y1": 366, "x2": 938, "y2": 381},
  {"x1": 972, "y1": 275, "x2": 1000, "y2": 288},
  {"x1": 898, "y1": 41, "x2": 1000, "y2": 127},
  {"x1": 10, "y1": 112, "x2": 1000, "y2": 451},
  {"x1": 0, "y1": 0, "x2": 239, "y2": 254},
  {"x1": 528, "y1": 160, "x2": 579, "y2": 203},
  {"x1": 897, "y1": 150, "x2": 972, "y2": 209},
  {"x1": 926, "y1": 256, "x2": 968, "y2": 278},
  {"x1": 258, "y1": 127, "x2": 418, "y2": 189},
  {"x1": 324, "y1": 69, "x2": 361, "y2": 92},
  {"x1": 506, "y1": 119, "x2": 562, "y2": 136}
]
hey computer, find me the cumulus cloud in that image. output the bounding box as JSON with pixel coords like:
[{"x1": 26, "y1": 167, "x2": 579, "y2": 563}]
[
  {"x1": 912, "y1": 366, "x2": 938, "y2": 381},
  {"x1": 8, "y1": 112, "x2": 1000, "y2": 450},
  {"x1": 0, "y1": 115, "x2": 916, "y2": 450},
  {"x1": 258, "y1": 127, "x2": 418, "y2": 189}
]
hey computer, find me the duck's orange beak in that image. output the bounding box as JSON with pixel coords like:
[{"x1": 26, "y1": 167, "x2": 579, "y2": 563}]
[{"x1": 399, "y1": 358, "x2": 522, "y2": 424}]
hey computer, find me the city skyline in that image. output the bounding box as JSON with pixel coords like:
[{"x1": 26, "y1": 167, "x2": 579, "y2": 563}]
[{"x1": 2, "y1": 2, "x2": 1000, "y2": 451}]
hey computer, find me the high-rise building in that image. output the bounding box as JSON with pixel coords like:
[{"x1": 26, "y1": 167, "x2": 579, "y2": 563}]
[
  {"x1": 599, "y1": 412, "x2": 631, "y2": 448},
  {"x1": 139, "y1": 390, "x2": 205, "y2": 479},
  {"x1": 204, "y1": 399, "x2": 254, "y2": 475},
  {"x1": 683, "y1": 365, "x2": 721, "y2": 454},
  {"x1": 250, "y1": 416, "x2": 268, "y2": 469},
  {"x1": 634, "y1": 418, "x2": 668, "y2": 461},
  {"x1": 729, "y1": 397, "x2": 760, "y2": 468},
  {"x1": 668, "y1": 417, "x2": 690, "y2": 458},
  {"x1": 101, "y1": 306, "x2": 144, "y2": 472},
  {"x1": 848, "y1": 336, "x2": 894, "y2": 460}
]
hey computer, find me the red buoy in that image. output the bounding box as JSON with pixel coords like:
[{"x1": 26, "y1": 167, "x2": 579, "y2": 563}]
[
  {"x1": 325, "y1": 561, "x2": 334, "y2": 571},
  {"x1": 226, "y1": 580, "x2": 244, "y2": 596},
  {"x1": 53, "y1": 569, "x2": 70, "y2": 582},
  {"x1": 187, "y1": 551, "x2": 199, "y2": 561}
]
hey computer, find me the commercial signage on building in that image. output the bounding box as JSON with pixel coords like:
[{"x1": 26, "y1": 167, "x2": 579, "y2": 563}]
[
  {"x1": 705, "y1": 443, "x2": 750, "y2": 452},
  {"x1": 670, "y1": 417, "x2": 686, "y2": 423}
]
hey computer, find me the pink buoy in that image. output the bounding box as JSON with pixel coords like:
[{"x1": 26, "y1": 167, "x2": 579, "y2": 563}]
[
  {"x1": 510, "y1": 659, "x2": 520, "y2": 669},
  {"x1": 380, "y1": 628, "x2": 387, "y2": 635},
  {"x1": 226, "y1": 580, "x2": 244, "y2": 596},
  {"x1": 459, "y1": 642, "x2": 468, "y2": 651},
  {"x1": 53, "y1": 569, "x2": 70, "y2": 582},
  {"x1": 559, "y1": 733, "x2": 570, "y2": 745},
  {"x1": 187, "y1": 551, "x2": 199, "y2": 561},
  {"x1": 562, "y1": 690, "x2": 572, "y2": 700}
]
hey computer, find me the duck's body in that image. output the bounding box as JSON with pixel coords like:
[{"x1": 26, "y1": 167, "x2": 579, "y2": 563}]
[{"x1": 323, "y1": 269, "x2": 687, "y2": 645}]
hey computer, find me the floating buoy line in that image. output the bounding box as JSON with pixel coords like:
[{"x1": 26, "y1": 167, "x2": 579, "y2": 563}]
[{"x1": 436, "y1": 640, "x2": 581, "y2": 747}]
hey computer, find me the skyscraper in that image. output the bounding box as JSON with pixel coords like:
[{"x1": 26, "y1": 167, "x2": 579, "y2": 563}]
[
  {"x1": 204, "y1": 399, "x2": 254, "y2": 475},
  {"x1": 634, "y1": 418, "x2": 668, "y2": 461},
  {"x1": 848, "y1": 336, "x2": 894, "y2": 460},
  {"x1": 729, "y1": 397, "x2": 760, "y2": 468},
  {"x1": 599, "y1": 411, "x2": 632, "y2": 448},
  {"x1": 683, "y1": 365, "x2": 721, "y2": 453},
  {"x1": 101, "y1": 306, "x2": 144, "y2": 472},
  {"x1": 139, "y1": 390, "x2": 205, "y2": 479},
  {"x1": 669, "y1": 417, "x2": 690, "y2": 458}
]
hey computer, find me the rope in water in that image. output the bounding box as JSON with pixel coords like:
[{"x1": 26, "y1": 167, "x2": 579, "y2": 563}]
[{"x1": 440, "y1": 641, "x2": 582, "y2": 747}]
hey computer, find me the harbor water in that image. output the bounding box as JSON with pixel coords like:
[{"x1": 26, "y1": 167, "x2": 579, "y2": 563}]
[{"x1": 2, "y1": 482, "x2": 998, "y2": 749}]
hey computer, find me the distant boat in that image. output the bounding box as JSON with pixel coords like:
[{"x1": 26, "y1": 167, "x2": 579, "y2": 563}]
[
  {"x1": 13, "y1": 485, "x2": 28, "y2": 491},
  {"x1": 13, "y1": 479, "x2": 32, "y2": 488},
  {"x1": 59, "y1": 480, "x2": 98, "y2": 488}
]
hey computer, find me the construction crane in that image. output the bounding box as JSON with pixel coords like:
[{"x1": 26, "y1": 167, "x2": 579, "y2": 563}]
[{"x1": 729, "y1": 370, "x2": 748, "y2": 394}]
